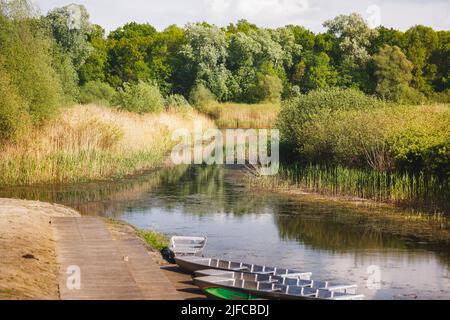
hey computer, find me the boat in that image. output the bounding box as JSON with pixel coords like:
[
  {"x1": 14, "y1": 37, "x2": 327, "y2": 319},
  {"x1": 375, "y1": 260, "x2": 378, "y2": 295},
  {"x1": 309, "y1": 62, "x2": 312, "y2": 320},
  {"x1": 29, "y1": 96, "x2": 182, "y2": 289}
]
[
  {"x1": 169, "y1": 236, "x2": 207, "y2": 256},
  {"x1": 175, "y1": 255, "x2": 312, "y2": 279},
  {"x1": 193, "y1": 275, "x2": 364, "y2": 300},
  {"x1": 194, "y1": 269, "x2": 357, "y2": 293}
]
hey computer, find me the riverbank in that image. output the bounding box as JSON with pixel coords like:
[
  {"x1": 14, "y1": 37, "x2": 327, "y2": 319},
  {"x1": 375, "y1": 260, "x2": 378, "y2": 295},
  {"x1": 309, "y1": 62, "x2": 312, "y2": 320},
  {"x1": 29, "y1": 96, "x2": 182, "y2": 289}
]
[
  {"x1": 246, "y1": 164, "x2": 449, "y2": 216},
  {"x1": 0, "y1": 198, "x2": 203, "y2": 300},
  {"x1": 0, "y1": 198, "x2": 80, "y2": 299},
  {"x1": 0, "y1": 104, "x2": 213, "y2": 186}
]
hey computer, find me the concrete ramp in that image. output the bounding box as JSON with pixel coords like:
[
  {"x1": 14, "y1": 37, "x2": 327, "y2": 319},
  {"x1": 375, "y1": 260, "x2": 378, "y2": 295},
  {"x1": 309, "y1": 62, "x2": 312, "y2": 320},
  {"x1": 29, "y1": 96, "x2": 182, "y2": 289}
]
[{"x1": 52, "y1": 216, "x2": 181, "y2": 300}]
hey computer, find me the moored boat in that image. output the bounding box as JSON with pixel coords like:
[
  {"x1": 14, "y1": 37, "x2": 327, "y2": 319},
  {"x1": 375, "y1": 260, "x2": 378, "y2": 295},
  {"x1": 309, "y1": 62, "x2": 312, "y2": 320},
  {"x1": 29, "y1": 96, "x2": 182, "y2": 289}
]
[
  {"x1": 175, "y1": 255, "x2": 312, "y2": 279},
  {"x1": 193, "y1": 275, "x2": 364, "y2": 300},
  {"x1": 195, "y1": 269, "x2": 357, "y2": 293}
]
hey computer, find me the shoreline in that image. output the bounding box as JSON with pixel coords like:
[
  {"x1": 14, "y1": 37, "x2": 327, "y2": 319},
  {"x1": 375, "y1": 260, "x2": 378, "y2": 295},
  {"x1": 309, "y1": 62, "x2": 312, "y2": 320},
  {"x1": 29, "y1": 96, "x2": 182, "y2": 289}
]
[
  {"x1": 0, "y1": 197, "x2": 197, "y2": 300},
  {"x1": 245, "y1": 173, "x2": 449, "y2": 219}
]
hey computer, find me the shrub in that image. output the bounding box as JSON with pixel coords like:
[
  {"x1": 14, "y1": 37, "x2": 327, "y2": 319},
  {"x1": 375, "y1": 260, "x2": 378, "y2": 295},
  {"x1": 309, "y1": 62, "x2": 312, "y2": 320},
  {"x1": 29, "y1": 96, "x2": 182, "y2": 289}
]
[
  {"x1": 386, "y1": 105, "x2": 450, "y2": 177},
  {"x1": 115, "y1": 81, "x2": 165, "y2": 113},
  {"x1": 0, "y1": 69, "x2": 31, "y2": 143},
  {"x1": 278, "y1": 88, "x2": 383, "y2": 148},
  {"x1": 165, "y1": 94, "x2": 192, "y2": 111},
  {"x1": 79, "y1": 81, "x2": 116, "y2": 106},
  {"x1": 257, "y1": 74, "x2": 283, "y2": 103},
  {"x1": 0, "y1": 4, "x2": 64, "y2": 123},
  {"x1": 189, "y1": 83, "x2": 217, "y2": 108}
]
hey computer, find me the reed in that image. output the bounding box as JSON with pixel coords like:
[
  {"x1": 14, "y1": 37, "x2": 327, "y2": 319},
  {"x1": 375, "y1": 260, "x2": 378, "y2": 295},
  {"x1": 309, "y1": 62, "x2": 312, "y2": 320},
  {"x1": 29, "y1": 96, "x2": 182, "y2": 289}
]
[
  {"x1": 0, "y1": 104, "x2": 214, "y2": 186},
  {"x1": 248, "y1": 164, "x2": 449, "y2": 214},
  {"x1": 200, "y1": 102, "x2": 280, "y2": 128}
]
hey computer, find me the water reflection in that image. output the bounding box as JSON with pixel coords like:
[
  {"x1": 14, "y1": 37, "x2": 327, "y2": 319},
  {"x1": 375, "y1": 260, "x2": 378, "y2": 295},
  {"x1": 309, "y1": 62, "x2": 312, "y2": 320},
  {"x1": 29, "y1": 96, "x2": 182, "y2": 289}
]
[{"x1": 0, "y1": 165, "x2": 449, "y2": 299}]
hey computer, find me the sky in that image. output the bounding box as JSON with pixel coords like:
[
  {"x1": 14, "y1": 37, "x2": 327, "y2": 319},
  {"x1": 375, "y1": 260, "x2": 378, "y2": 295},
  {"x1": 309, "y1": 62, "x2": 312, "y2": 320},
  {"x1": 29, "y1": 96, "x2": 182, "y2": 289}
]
[{"x1": 33, "y1": 0, "x2": 450, "y2": 33}]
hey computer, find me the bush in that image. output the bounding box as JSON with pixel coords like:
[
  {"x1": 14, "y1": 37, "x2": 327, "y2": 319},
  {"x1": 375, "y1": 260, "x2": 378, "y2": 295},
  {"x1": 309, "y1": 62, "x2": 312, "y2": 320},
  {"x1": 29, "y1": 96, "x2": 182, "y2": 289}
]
[
  {"x1": 0, "y1": 4, "x2": 65, "y2": 123},
  {"x1": 79, "y1": 81, "x2": 116, "y2": 106},
  {"x1": 254, "y1": 74, "x2": 283, "y2": 103},
  {"x1": 386, "y1": 105, "x2": 450, "y2": 176},
  {"x1": 278, "y1": 88, "x2": 383, "y2": 148},
  {"x1": 0, "y1": 69, "x2": 31, "y2": 143},
  {"x1": 165, "y1": 94, "x2": 192, "y2": 111},
  {"x1": 115, "y1": 81, "x2": 165, "y2": 113},
  {"x1": 189, "y1": 84, "x2": 217, "y2": 108}
]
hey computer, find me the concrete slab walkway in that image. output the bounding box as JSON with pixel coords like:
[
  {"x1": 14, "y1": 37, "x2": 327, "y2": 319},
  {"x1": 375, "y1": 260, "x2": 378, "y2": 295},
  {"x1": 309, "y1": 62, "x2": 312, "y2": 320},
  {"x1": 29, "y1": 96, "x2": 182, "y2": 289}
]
[{"x1": 52, "y1": 216, "x2": 182, "y2": 300}]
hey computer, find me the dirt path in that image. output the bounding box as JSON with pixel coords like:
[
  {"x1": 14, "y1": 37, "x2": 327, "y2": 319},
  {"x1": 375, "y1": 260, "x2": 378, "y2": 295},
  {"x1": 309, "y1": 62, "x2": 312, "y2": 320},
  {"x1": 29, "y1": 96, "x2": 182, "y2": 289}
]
[{"x1": 0, "y1": 198, "x2": 79, "y2": 299}]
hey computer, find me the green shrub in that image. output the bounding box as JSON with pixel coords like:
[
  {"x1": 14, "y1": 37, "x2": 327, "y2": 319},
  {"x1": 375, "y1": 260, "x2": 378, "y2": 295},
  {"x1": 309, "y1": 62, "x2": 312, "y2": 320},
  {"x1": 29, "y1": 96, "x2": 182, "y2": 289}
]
[
  {"x1": 278, "y1": 88, "x2": 383, "y2": 148},
  {"x1": 387, "y1": 107, "x2": 450, "y2": 176},
  {"x1": 0, "y1": 4, "x2": 64, "y2": 123},
  {"x1": 165, "y1": 94, "x2": 192, "y2": 111},
  {"x1": 0, "y1": 69, "x2": 31, "y2": 143},
  {"x1": 255, "y1": 74, "x2": 283, "y2": 103},
  {"x1": 79, "y1": 81, "x2": 116, "y2": 106},
  {"x1": 115, "y1": 80, "x2": 165, "y2": 113},
  {"x1": 189, "y1": 83, "x2": 217, "y2": 108}
]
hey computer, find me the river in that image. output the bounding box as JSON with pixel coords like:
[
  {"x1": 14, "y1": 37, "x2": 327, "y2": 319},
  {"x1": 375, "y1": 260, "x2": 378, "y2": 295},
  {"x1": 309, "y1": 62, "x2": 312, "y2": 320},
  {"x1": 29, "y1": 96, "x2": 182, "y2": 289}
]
[{"x1": 1, "y1": 165, "x2": 448, "y2": 299}]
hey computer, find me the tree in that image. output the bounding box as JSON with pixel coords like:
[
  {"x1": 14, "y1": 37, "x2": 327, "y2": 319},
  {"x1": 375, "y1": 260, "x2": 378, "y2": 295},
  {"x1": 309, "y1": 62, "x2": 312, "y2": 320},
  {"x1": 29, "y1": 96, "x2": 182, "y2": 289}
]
[
  {"x1": 181, "y1": 23, "x2": 236, "y2": 101},
  {"x1": 324, "y1": 13, "x2": 377, "y2": 90},
  {"x1": 431, "y1": 31, "x2": 450, "y2": 92},
  {"x1": 147, "y1": 24, "x2": 186, "y2": 95},
  {"x1": 402, "y1": 25, "x2": 439, "y2": 94},
  {"x1": 46, "y1": 4, "x2": 92, "y2": 69},
  {"x1": 370, "y1": 26, "x2": 403, "y2": 54},
  {"x1": 1, "y1": 0, "x2": 64, "y2": 122},
  {"x1": 292, "y1": 52, "x2": 337, "y2": 92},
  {"x1": 373, "y1": 45, "x2": 414, "y2": 102},
  {"x1": 106, "y1": 22, "x2": 156, "y2": 87},
  {"x1": 78, "y1": 24, "x2": 108, "y2": 83},
  {"x1": 323, "y1": 13, "x2": 378, "y2": 64},
  {"x1": 256, "y1": 74, "x2": 283, "y2": 102}
]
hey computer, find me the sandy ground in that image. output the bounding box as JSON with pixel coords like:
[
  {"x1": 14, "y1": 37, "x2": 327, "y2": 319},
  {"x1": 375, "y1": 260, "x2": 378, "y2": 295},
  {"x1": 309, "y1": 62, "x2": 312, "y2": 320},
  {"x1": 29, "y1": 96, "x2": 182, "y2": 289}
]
[{"x1": 0, "y1": 198, "x2": 79, "y2": 300}]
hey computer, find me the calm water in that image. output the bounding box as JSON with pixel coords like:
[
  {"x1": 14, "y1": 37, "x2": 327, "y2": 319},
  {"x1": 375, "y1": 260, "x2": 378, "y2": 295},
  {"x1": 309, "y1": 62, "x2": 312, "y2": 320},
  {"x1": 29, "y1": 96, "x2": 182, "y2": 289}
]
[{"x1": 1, "y1": 165, "x2": 449, "y2": 299}]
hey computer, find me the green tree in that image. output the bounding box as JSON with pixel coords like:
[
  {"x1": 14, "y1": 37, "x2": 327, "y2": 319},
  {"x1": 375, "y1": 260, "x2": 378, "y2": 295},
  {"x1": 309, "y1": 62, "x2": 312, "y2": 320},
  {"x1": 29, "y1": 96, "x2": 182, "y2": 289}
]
[
  {"x1": 78, "y1": 24, "x2": 108, "y2": 83},
  {"x1": 0, "y1": 0, "x2": 64, "y2": 122},
  {"x1": 292, "y1": 52, "x2": 337, "y2": 92},
  {"x1": 323, "y1": 13, "x2": 377, "y2": 64},
  {"x1": 324, "y1": 13, "x2": 377, "y2": 90},
  {"x1": 106, "y1": 22, "x2": 156, "y2": 87},
  {"x1": 147, "y1": 25, "x2": 186, "y2": 95},
  {"x1": 373, "y1": 45, "x2": 414, "y2": 102},
  {"x1": 46, "y1": 4, "x2": 93, "y2": 69},
  {"x1": 402, "y1": 25, "x2": 439, "y2": 94},
  {"x1": 181, "y1": 23, "x2": 235, "y2": 101}
]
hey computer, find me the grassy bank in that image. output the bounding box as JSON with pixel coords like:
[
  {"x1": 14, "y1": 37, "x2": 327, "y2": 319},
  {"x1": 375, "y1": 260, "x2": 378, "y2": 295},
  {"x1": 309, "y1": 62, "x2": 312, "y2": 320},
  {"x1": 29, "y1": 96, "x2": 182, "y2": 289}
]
[
  {"x1": 135, "y1": 228, "x2": 169, "y2": 251},
  {"x1": 0, "y1": 104, "x2": 213, "y2": 186},
  {"x1": 247, "y1": 164, "x2": 449, "y2": 214},
  {"x1": 198, "y1": 102, "x2": 280, "y2": 128}
]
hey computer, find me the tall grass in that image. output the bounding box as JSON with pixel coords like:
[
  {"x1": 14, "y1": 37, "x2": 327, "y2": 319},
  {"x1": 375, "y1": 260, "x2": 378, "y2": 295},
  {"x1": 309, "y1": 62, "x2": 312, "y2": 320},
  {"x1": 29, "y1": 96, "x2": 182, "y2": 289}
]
[
  {"x1": 199, "y1": 102, "x2": 280, "y2": 128},
  {"x1": 0, "y1": 104, "x2": 213, "y2": 186},
  {"x1": 248, "y1": 164, "x2": 449, "y2": 213}
]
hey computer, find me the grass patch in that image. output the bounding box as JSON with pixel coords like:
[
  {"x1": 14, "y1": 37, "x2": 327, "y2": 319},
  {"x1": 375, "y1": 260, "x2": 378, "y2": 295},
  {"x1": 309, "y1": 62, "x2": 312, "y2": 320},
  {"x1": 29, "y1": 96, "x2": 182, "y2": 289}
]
[{"x1": 135, "y1": 228, "x2": 169, "y2": 251}]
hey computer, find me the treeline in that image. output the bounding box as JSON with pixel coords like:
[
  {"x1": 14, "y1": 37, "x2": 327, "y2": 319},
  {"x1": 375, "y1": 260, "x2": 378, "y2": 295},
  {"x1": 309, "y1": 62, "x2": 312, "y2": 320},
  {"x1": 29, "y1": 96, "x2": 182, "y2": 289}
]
[
  {"x1": 75, "y1": 7, "x2": 449, "y2": 104},
  {"x1": 1, "y1": 1, "x2": 449, "y2": 144}
]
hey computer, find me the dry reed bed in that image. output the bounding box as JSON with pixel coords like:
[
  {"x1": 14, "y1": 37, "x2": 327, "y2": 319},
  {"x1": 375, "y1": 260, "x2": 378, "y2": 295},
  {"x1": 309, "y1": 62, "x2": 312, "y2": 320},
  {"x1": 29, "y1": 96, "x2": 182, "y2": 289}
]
[
  {"x1": 0, "y1": 104, "x2": 214, "y2": 186},
  {"x1": 202, "y1": 102, "x2": 280, "y2": 128}
]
